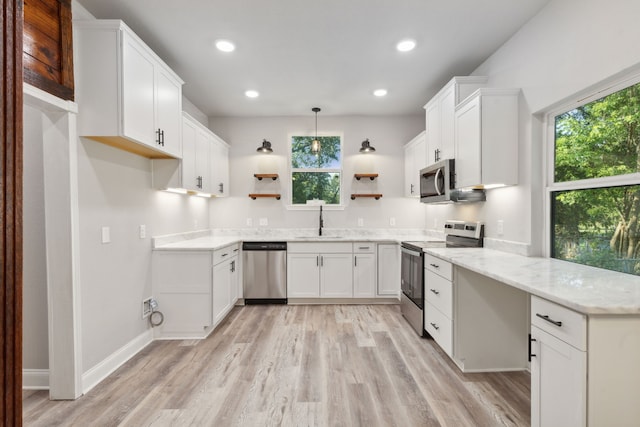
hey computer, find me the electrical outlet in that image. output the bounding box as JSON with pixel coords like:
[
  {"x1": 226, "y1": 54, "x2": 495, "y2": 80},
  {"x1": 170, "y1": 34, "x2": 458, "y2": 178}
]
[
  {"x1": 246, "y1": 218, "x2": 253, "y2": 227},
  {"x1": 433, "y1": 218, "x2": 438, "y2": 229},
  {"x1": 101, "y1": 226, "x2": 110, "y2": 244},
  {"x1": 142, "y1": 297, "x2": 152, "y2": 319},
  {"x1": 389, "y1": 217, "x2": 396, "y2": 227},
  {"x1": 139, "y1": 224, "x2": 146, "y2": 239},
  {"x1": 357, "y1": 218, "x2": 364, "y2": 227},
  {"x1": 497, "y1": 220, "x2": 504, "y2": 235},
  {"x1": 259, "y1": 218, "x2": 268, "y2": 226}
]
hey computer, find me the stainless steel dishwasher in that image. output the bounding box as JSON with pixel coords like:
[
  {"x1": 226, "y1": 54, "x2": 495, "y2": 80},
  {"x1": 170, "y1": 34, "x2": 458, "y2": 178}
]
[{"x1": 242, "y1": 242, "x2": 287, "y2": 304}]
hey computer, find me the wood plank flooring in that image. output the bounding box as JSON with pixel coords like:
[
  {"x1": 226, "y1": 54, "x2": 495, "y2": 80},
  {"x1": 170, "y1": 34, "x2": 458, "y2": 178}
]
[{"x1": 23, "y1": 304, "x2": 530, "y2": 426}]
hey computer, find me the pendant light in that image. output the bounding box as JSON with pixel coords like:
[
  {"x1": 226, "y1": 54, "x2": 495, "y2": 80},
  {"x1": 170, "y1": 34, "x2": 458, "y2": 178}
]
[
  {"x1": 311, "y1": 107, "x2": 321, "y2": 154},
  {"x1": 256, "y1": 139, "x2": 273, "y2": 153},
  {"x1": 359, "y1": 138, "x2": 376, "y2": 153}
]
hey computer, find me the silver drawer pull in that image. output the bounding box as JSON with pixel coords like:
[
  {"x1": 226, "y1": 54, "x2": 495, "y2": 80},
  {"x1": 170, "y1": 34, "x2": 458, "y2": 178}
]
[
  {"x1": 430, "y1": 263, "x2": 439, "y2": 268},
  {"x1": 358, "y1": 246, "x2": 370, "y2": 250},
  {"x1": 430, "y1": 322, "x2": 439, "y2": 331},
  {"x1": 536, "y1": 313, "x2": 562, "y2": 327},
  {"x1": 221, "y1": 253, "x2": 228, "y2": 257},
  {"x1": 430, "y1": 288, "x2": 440, "y2": 295}
]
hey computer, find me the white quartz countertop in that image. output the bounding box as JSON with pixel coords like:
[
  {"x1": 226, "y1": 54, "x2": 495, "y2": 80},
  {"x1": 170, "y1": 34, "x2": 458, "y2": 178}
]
[
  {"x1": 152, "y1": 229, "x2": 428, "y2": 251},
  {"x1": 425, "y1": 247, "x2": 640, "y2": 315}
]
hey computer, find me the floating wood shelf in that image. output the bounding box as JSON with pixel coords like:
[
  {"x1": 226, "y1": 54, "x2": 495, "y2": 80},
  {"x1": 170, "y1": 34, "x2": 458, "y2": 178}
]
[
  {"x1": 350, "y1": 194, "x2": 383, "y2": 200},
  {"x1": 354, "y1": 173, "x2": 378, "y2": 181},
  {"x1": 254, "y1": 173, "x2": 279, "y2": 181},
  {"x1": 249, "y1": 193, "x2": 281, "y2": 200}
]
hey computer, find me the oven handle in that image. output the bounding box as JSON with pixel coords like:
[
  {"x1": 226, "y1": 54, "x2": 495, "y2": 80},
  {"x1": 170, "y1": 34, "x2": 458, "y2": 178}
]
[{"x1": 401, "y1": 247, "x2": 423, "y2": 257}]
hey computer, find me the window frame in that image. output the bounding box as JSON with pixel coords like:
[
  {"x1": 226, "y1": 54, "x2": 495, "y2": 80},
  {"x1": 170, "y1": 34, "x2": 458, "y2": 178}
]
[
  {"x1": 543, "y1": 71, "x2": 640, "y2": 258},
  {"x1": 287, "y1": 131, "x2": 345, "y2": 210}
]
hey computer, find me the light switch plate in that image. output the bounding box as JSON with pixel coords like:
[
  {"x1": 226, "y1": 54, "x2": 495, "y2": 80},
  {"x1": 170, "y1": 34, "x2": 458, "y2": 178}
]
[
  {"x1": 357, "y1": 218, "x2": 364, "y2": 227},
  {"x1": 101, "y1": 226, "x2": 110, "y2": 244},
  {"x1": 139, "y1": 225, "x2": 146, "y2": 239},
  {"x1": 497, "y1": 220, "x2": 504, "y2": 235},
  {"x1": 246, "y1": 218, "x2": 253, "y2": 227}
]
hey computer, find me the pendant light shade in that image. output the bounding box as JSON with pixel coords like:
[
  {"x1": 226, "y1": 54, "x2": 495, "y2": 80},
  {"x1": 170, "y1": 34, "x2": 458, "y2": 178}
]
[
  {"x1": 311, "y1": 107, "x2": 321, "y2": 154},
  {"x1": 359, "y1": 138, "x2": 376, "y2": 153},
  {"x1": 257, "y1": 139, "x2": 273, "y2": 153}
]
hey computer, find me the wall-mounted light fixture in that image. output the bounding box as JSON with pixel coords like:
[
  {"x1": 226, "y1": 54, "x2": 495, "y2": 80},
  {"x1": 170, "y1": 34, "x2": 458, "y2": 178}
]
[
  {"x1": 256, "y1": 139, "x2": 273, "y2": 153},
  {"x1": 311, "y1": 107, "x2": 321, "y2": 154},
  {"x1": 359, "y1": 138, "x2": 376, "y2": 153}
]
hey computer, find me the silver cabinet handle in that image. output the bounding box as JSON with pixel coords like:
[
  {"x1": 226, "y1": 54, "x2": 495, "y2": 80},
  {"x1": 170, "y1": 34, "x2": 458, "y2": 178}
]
[
  {"x1": 430, "y1": 263, "x2": 439, "y2": 269},
  {"x1": 430, "y1": 288, "x2": 440, "y2": 295},
  {"x1": 430, "y1": 322, "x2": 439, "y2": 331},
  {"x1": 316, "y1": 256, "x2": 319, "y2": 267},
  {"x1": 354, "y1": 255, "x2": 357, "y2": 267},
  {"x1": 320, "y1": 256, "x2": 324, "y2": 267}
]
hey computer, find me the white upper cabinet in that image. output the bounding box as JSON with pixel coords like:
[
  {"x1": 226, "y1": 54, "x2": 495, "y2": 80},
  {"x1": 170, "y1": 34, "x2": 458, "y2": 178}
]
[
  {"x1": 424, "y1": 76, "x2": 487, "y2": 167},
  {"x1": 403, "y1": 131, "x2": 426, "y2": 198},
  {"x1": 210, "y1": 134, "x2": 230, "y2": 197},
  {"x1": 74, "y1": 20, "x2": 183, "y2": 159},
  {"x1": 454, "y1": 88, "x2": 519, "y2": 189}
]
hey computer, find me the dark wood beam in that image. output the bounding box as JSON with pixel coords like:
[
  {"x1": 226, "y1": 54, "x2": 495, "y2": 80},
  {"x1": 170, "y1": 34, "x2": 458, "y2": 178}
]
[{"x1": 1, "y1": 0, "x2": 24, "y2": 424}]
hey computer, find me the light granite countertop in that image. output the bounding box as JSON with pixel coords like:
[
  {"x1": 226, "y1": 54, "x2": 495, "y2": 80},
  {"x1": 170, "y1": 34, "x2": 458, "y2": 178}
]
[{"x1": 425, "y1": 247, "x2": 640, "y2": 315}]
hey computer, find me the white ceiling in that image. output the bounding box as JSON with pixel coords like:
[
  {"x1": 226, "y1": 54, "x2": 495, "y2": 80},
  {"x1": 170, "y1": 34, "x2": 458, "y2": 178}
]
[{"x1": 75, "y1": 0, "x2": 551, "y2": 118}]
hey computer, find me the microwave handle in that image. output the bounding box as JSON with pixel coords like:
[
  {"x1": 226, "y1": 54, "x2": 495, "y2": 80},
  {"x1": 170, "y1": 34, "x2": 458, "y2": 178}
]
[{"x1": 434, "y1": 168, "x2": 443, "y2": 195}]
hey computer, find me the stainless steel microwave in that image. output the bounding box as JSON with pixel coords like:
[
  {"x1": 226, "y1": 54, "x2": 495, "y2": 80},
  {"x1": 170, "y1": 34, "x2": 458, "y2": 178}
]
[{"x1": 420, "y1": 159, "x2": 455, "y2": 203}]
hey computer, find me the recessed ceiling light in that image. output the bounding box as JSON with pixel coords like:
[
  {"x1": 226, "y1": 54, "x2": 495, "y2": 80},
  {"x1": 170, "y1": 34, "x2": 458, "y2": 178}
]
[
  {"x1": 215, "y1": 39, "x2": 236, "y2": 52},
  {"x1": 373, "y1": 89, "x2": 388, "y2": 97},
  {"x1": 245, "y1": 90, "x2": 259, "y2": 98},
  {"x1": 396, "y1": 39, "x2": 416, "y2": 52}
]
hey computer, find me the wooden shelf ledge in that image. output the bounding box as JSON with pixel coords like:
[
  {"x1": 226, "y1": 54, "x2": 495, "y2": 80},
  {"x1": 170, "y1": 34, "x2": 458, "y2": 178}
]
[
  {"x1": 350, "y1": 194, "x2": 382, "y2": 200},
  {"x1": 354, "y1": 173, "x2": 378, "y2": 181},
  {"x1": 249, "y1": 193, "x2": 281, "y2": 200},
  {"x1": 254, "y1": 173, "x2": 279, "y2": 181}
]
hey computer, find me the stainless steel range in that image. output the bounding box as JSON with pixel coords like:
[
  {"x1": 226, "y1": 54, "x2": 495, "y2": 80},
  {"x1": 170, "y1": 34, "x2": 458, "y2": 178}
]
[{"x1": 400, "y1": 220, "x2": 484, "y2": 336}]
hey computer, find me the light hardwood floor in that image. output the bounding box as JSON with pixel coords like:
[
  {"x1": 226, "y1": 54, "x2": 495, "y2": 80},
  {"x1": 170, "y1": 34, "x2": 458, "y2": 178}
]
[{"x1": 23, "y1": 304, "x2": 530, "y2": 426}]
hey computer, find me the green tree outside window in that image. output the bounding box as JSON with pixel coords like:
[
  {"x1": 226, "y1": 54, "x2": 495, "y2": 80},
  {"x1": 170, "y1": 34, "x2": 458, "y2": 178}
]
[{"x1": 291, "y1": 136, "x2": 342, "y2": 205}]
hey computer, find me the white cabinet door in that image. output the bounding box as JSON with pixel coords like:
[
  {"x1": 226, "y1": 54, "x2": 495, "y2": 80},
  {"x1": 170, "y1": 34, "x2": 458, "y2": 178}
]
[
  {"x1": 438, "y1": 84, "x2": 456, "y2": 161},
  {"x1": 454, "y1": 95, "x2": 482, "y2": 189},
  {"x1": 320, "y1": 253, "x2": 353, "y2": 298},
  {"x1": 152, "y1": 251, "x2": 212, "y2": 338},
  {"x1": 155, "y1": 66, "x2": 182, "y2": 158},
  {"x1": 287, "y1": 253, "x2": 320, "y2": 297},
  {"x1": 213, "y1": 259, "x2": 232, "y2": 326},
  {"x1": 353, "y1": 253, "x2": 376, "y2": 298},
  {"x1": 425, "y1": 100, "x2": 441, "y2": 165},
  {"x1": 229, "y1": 255, "x2": 239, "y2": 304},
  {"x1": 181, "y1": 117, "x2": 198, "y2": 191},
  {"x1": 531, "y1": 325, "x2": 586, "y2": 427},
  {"x1": 211, "y1": 135, "x2": 230, "y2": 196},
  {"x1": 195, "y1": 128, "x2": 211, "y2": 193},
  {"x1": 121, "y1": 32, "x2": 155, "y2": 148},
  {"x1": 403, "y1": 131, "x2": 426, "y2": 197},
  {"x1": 377, "y1": 244, "x2": 400, "y2": 297}
]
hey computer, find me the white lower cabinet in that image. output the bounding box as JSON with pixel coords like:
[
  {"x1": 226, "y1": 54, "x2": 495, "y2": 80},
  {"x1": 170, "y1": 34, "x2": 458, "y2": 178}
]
[
  {"x1": 152, "y1": 244, "x2": 239, "y2": 339},
  {"x1": 353, "y1": 242, "x2": 376, "y2": 298},
  {"x1": 530, "y1": 325, "x2": 586, "y2": 427},
  {"x1": 424, "y1": 256, "x2": 454, "y2": 356},
  {"x1": 287, "y1": 242, "x2": 353, "y2": 298},
  {"x1": 376, "y1": 243, "x2": 400, "y2": 297},
  {"x1": 152, "y1": 251, "x2": 212, "y2": 339},
  {"x1": 212, "y1": 244, "x2": 239, "y2": 326}
]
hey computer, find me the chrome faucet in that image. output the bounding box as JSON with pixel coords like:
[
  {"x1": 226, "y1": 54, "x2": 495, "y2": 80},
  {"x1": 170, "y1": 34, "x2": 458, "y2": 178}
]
[{"x1": 319, "y1": 205, "x2": 324, "y2": 236}]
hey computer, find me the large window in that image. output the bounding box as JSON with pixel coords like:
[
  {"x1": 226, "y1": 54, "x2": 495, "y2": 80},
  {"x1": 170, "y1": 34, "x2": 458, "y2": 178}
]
[
  {"x1": 290, "y1": 135, "x2": 342, "y2": 205},
  {"x1": 550, "y1": 80, "x2": 640, "y2": 274}
]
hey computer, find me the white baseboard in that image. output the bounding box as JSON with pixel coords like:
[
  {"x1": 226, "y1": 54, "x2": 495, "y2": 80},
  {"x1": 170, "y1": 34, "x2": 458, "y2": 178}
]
[
  {"x1": 82, "y1": 329, "x2": 153, "y2": 394},
  {"x1": 23, "y1": 369, "x2": 50, "y2": 390}
]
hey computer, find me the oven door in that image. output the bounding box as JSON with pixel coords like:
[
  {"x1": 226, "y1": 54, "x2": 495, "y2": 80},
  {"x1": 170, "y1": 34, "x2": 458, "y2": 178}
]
[{"x1": 401, "y1": 246, "x2": 423, "y2": 309}]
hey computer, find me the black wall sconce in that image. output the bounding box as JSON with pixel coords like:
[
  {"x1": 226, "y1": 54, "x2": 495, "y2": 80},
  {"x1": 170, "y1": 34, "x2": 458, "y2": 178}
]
[
  {"x1": 359, "y1": 138, "x2": 376, "y2": 153},
  {"x1": 257, "y1": 139, "x2": 273, "y2": 153}
]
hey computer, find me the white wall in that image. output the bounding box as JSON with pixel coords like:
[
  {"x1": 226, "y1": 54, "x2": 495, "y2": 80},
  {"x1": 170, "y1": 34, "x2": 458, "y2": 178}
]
[
  {"x1": 425, "y1": 0, "x2": 640, "y2": 255},
  {"x1": 208, "y1": 115, "x2": 426, "y2": 230},
  {"x1": 23, "y1": 105, "x2": 49, "y2": 370}
]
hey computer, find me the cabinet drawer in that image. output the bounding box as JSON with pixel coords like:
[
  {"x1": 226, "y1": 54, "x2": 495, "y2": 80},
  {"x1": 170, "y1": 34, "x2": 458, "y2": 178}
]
[
  {"x1": 213, "y1": 244, "x2": 238, "y2": 265},
  {"x1": 424, "y1": 301, "x2": 453, "y2": 357},
  {"x1": 353, "y1": 242, "x2": 375, "y2": 253},
  {"x1": 531, "y1": 296, "x2": 586, "y2": 351},
  {"x1": 288, "y1": 242, "x2": 352, "y2": 253},
  {"x1": 425, "y1": 254, "x2": 452, "y2": 281},
  {"x1": 424, "y1": 270, "x2": 452, "y2": 318}
]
